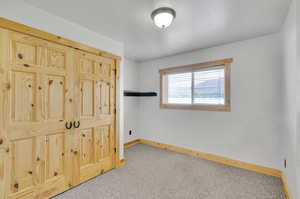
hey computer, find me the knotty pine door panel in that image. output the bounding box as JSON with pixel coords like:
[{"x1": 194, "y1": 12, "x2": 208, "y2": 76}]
[
  {"x1": 0, "y1": 29, "x2": 74, "y2": 199},
  {"x1": 0, "y1": 27, "x2": 117, "y2": 199},
  {"x1": 72, "y1": 52, "x2": 116, "y2": 185}
]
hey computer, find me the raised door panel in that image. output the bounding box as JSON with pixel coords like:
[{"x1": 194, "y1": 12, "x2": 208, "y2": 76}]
[
  {"x1": 94, "y1": 62, "x2": 102, "y2": 75},
  {"x1": 101, "y1": 63, "x2": 111, "y2": 78},
  {"x1": 80, "y1": 129, "x2": 94, "y2": 167},
  {"x1": 95, "y1": 81, "x2": 110, "y2": 116},
  {"x1": 34, "y1": 136, "x2": 45, "y2": 186},
  {"x1": 78, "y1": 125, "x2": 113, "y2": 182},
  {"x1": 95, "y1": 62, "x2": 111, "y2": 77},
  {"x1": 10, "y1": 31, "x2": 48, "y2": 69},
  {"x1": 45, "y1": 75, "x2": 65, "y2": 121},
  {"x1": 11, "y1": 71, "x2": 36, "y2": 122},
  {"x1": 101, "y1": 82, "x2": 110, "y2": 115},
  {"x1": 35, "y1": 132, "x2": 70, "y2": 198},
  {"x1": 80, "y1": 80, "x2": 94, "y2": 118},
  {"x1": 98, "y1": 126, "x2": 113, "y2": 172},
  {"x1": 101, "y1": 126, "x2": 111, "y2": 158},
  {"x1": 80, "y1": 59, "x2": 94, "y2": 74},
  {"x1": 79, "y1": 128, "x2": 99, "y2": 183},
  {"x1": 13, "y1": 41, "x2": 37, "y2": 65},
  {"x1": 69, "y1": 132, "x2": 80, "y2": 187},
  {"x1": 48, "y1": 49, "x2": 66, "y2": 69},
  {"x1": 45, "y1": 133, "x2": 65, "y2": 181},
  {"x1": 9, "y1": 136, "x2": 47, "y2": 199},
  {"x1": 94, "y1": 128, "x2": 101, "y2": 163},
  {"x1": 94, "y1": 126, "x2": 110, "y2": 163},
  {"x1": 109, "y1": 68, "x2": 116, "y2": 114},
  {"x1": 95, "y1": 126, "x2": 112, "y2": 164},
  {"x1": 10, "y1": 138, "x2": 34, "y2": 194}
]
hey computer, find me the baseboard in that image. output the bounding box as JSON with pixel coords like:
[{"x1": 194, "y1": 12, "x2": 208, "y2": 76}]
[
  {"x1": 117, "y1": 158, "x2": 127, "y2": 168},
  {"x1": 125, "y1": 139, "x2": 281, "y2": 177},
  {"x1": 124, "y1": 138, "x2": 291, "y2": 198},
  {"x1": 124, "y1": 139, "x2": 141, "y2": 149},
  {"x1": 280, "y1": 174, "x2": 293, "y2": 199}
]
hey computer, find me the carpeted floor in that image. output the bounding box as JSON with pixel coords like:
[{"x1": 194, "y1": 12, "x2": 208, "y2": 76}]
[{"x1": 53, "y1": 144, "x2": 286, "y2": 199}]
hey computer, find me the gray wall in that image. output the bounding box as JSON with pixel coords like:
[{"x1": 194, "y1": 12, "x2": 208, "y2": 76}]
[
  {"x1": 137, "y1": 33, "x2": 283, "y2": 170},
  {"x1": 281, "y1": 0, "x2": 299, "y2": 198},
  {"x1": 124, "y1": 58, "x2": 140, "y2": 143},
  {"x1": 297, "y1": 0, "x2": 300, "y2": 197}
]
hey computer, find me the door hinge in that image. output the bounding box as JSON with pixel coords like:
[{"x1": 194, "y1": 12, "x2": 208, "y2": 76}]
[
  {"x1": 114, "y1": 108, "x2": 117, "y2": 114},
  {"x1": 114, "y1": 147, "x2": 117, "y2": 153}
]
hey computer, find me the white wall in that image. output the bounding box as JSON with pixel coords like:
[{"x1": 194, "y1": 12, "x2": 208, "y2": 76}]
[
  {"x1": 297, "y1": 0, "x2": 300, "y2": 196},
  {"x1": 0, "y1": 0, "x2": 126, "y2": 159},
  {"x1": 124, "y1": 58, "x2": 140, "y2": 143},
  {"x1": 281, "y1": 0, "x2": 298, "y2": 197},
  {"x1": 137, "y1": 33, "x2": 283, "y2": 170},
  {"x1": 0, "y1": 0, "x2": 123, "y2": 56}
]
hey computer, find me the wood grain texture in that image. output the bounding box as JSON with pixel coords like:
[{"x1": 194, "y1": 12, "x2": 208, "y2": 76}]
[
  {"x1": 280, "y1": 174, "x2": 293, "y2": 199},
  {"x1": 124, "y1": 139, "x2": 141, "y2": 149},
  {"x1": 0, "y1": 19, "x2": 120, "y2": 199},
  {"x1": 160, "y1": 104, "x2": 230, "y2": 111},
  {"x1": 159, "y1": 58, "x2": 233, "y2": 74},
  {"x1": 114, "y1": 59, "x2": 121, "y2": 168},
  {"x1": 125, "y1": 139, "x2": 282, "y2": 178},
  {"x1": 3, "y1": 30, "x2": 73, "y2": 199}
]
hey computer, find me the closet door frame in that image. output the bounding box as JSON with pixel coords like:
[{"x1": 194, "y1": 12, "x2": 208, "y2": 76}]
[{"x1": 0, "y1": 18, "x2": 121, "y2": 199}]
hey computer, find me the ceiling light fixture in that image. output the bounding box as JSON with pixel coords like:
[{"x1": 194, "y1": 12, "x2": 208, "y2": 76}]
[{"x1": 151, "y1": 0, "x2": 176, "y2": 29}]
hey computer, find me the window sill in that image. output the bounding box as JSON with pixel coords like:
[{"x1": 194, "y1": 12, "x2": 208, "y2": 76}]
[{"x1": 160, "y1": 104, "x2": 230, "y2": 112}]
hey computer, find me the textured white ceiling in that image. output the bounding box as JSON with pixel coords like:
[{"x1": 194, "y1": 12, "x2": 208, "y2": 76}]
[{"x1": 25, "y1": 0, "x2": 291, "y2": 61}]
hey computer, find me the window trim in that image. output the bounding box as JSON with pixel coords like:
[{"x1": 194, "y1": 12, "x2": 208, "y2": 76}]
[{"x1": 159, "y1": 58, "x2": 233, "y2": 111}]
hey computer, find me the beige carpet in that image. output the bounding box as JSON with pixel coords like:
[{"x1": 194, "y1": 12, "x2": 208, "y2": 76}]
[{"x1": 53, "y1": 144, "x2": 286, "y2": 199}]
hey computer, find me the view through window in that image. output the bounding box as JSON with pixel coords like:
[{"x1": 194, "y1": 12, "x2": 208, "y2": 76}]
[
  {"x1": 160, "y1": 58, "x2": 232, "y2": 111},
  {"x1": 167, "y1": 68, "x2": 225, "y2": 105}
]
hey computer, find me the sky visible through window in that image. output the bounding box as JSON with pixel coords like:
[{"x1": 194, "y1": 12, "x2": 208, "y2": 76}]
[{"x1": 167, "y1": 68, "x2": 225, "y2": 105}]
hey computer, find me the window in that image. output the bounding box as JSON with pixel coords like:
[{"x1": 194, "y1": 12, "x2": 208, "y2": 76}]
[{"x1": 160, "y1": 58, "x2": 232, "y2": 111}]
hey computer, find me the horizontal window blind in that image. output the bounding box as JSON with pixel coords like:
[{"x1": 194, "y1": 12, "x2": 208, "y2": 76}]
[
  {"x1": 160, "y1": 58, "x2": 232, "y2": 111},
  {"x1": 167, "y1": 72, "x2": 192, "y2": 104},
  {"x1": 166, "y1": 68, "x2": 225, "y2": 105},
  {"x1": 193, "y1": 68, "x2": 225, "y2": 105}
]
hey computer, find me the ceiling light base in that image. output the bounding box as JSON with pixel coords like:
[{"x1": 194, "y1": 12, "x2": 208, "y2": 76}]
[{"x1": 151, "y1": 7, "x2": 176, "y2": 29}]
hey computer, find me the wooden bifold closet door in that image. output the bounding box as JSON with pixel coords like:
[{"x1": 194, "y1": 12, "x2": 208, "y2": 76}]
[{"x1": 0, "y1": 27, "x2": 118, "y2": 199}]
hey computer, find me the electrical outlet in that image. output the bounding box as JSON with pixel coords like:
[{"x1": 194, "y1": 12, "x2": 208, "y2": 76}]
[
  {"x1": 284, "y1": 159, "x2": 287, "y2": 168},
  {"x1": 129, "y1": 130, "x2": 132, "y2": 135}
]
